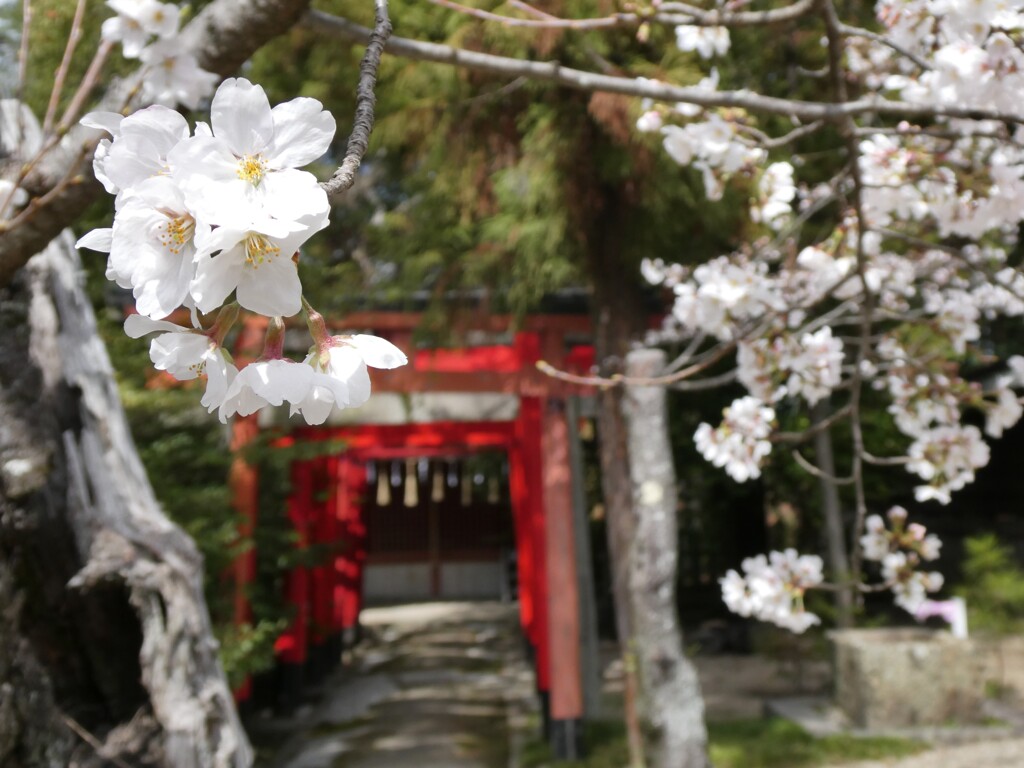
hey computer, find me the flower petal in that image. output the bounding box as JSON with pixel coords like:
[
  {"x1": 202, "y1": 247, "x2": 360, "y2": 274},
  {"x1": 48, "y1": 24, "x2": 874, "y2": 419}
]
[
  {"x1": 235, "y1": 252, "x2": 302, "y2": 317},
  {"x1": 211, "y1": 78, "x2": 274, "y2": 156},
  {"x1": 124, "y1": 313, "x2": 183, "y2": 338},
  {"x1": 191, "y1": 248, "x2": 243, "y2": 313},
  {"x1": 347, "y1": 335, "x2": 408, "y2": 369},
  {"x1": 76, "y1": 228, "x2": 113, "y2": 253},
  {"x1": 267, "y1": 97, "x2": 336, "y2": 169}
]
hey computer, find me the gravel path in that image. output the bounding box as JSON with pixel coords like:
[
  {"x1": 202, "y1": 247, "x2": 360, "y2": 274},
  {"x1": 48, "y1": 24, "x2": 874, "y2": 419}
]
[{"x1": 826, "y1": 737, "x2": 1024, "y2": 767}]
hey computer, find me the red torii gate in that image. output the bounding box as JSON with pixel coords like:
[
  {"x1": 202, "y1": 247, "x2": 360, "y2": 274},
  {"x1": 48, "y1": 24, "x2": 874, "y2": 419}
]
[{"x1": 230, "y1": 311, "x2": 594, "y2": 749}]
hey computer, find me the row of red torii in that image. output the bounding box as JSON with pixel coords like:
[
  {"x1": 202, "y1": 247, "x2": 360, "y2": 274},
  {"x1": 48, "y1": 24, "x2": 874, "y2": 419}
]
[{"x1": 228, "y1": 310, "x2": 598, "y2": 751}]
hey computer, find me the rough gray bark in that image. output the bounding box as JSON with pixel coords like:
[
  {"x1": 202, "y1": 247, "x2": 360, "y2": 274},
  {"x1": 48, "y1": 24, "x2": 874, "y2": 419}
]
[
  {"x1": 624, "y1": 349, "x2": 709, "y2": 768},
  {"x1": 1, "y1": 104, "x2": 250, "y2": 767}
]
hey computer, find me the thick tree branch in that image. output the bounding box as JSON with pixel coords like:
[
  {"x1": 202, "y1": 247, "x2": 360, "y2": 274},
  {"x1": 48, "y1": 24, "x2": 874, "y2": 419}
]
[
  {"x1": 322, "y1": 0, "x2": 392, "y2": 200},
  {"x1": 306, "y1": 9, "x2": 1024, "y2": 125},
  {"x1": 0, "y1": 0, "x2": 313, "y2": 289}
]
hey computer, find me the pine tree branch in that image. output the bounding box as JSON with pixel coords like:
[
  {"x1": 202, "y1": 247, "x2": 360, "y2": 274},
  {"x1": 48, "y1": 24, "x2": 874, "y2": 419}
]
[{"x1": 322, "y1": 0, "x2": 392, "y2": 200}]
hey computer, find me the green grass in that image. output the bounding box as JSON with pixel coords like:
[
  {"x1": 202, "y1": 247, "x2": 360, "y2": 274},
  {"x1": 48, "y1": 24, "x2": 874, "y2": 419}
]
[
  {"x1": 708, "y1": 718, "x2": 926, "y2": 768},
  {"x1": 522, "y1": 717, "x2": 927, "y2": 768}
]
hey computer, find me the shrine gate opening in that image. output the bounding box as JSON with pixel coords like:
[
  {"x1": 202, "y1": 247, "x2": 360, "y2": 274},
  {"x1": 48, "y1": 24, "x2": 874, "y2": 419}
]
[{"x1": 230, "y1": 312, "x2": 600, "y2": 756}]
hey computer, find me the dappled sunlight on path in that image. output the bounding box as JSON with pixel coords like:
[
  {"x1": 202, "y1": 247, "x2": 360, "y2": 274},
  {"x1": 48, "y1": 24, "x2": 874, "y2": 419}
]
[{"x1": 254, "y1": 602, "x2": 533, "y2": 768}]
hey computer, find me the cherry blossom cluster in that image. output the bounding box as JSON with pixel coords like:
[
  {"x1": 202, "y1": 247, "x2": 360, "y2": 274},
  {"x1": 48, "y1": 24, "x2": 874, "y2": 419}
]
[
  {"x1": 720, "y1": 549, "x2": 824, "y2": 633},
  {"x1": 78, "y1": 78, "x2": 407, "y2": 425},
  {"x1": 101, "y1": 0, "x2": 218, "y2": 109},
  {"x1": 860, "y1": 506, "x2": 944, "y2": 613},
  {"x1": 632, "y1": 0, "x2": 1024, "y2": 629},
  {"x1": 693, "y1": 396, "x2": 775, "y2": 482}
]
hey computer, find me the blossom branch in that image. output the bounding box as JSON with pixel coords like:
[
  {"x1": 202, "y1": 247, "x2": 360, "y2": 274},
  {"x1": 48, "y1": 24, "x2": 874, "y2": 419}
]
[
  {"x1": 305, "y1": 9, "x2": 1024, "y2": 124},
  {"x1": 0, "y1": 0, "x2": 314, "y2": 289}
]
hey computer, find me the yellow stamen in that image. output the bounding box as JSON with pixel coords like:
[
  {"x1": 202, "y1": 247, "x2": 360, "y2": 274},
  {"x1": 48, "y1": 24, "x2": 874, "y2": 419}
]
[
  {"x1": 237, "y1": 154, "x2": 268, "y2": 186},
  {"x1": 245, "y1": 233, "x2": 280, "y2": 268},
  {"x1": 156, "y1": 214, "x2": 195, "y2": 256}
]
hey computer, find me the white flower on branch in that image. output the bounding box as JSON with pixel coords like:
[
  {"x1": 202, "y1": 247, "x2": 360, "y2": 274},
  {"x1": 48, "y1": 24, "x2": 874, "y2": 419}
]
[
  {"x1": 907, "y1": 424, "x2": 990, "y2": 504},
  {"x1": 102, "y1": 176, "x2": 198, "y2": 319},
  {"x1": 675, "y1": 25, "x2": 730, "y2": 59},
  {"x1": 291, "y1": 335, "x2": 408, "y2": 425},
  {"x1": 124, "y1": 314, "x2": 237, "y2": 414},
  {"x1": 695, "y1": 396, "x2": 775, "y2": 482},
  {"x1": 750, "y1": 162, "x2": 796, "y2": 231},
  {"x1": 139, "y1": 40, "x2": 219, "y2": 110},
  {"x1": 81, "y1": 106, "x2": 189, "y2": 197},
  {"x1": 170, "y1": 78, "x2": 335, "y2": 225},
  {"x1": 102, "y1": 0, "x2": 180, "y2": 58},
  {"x1": 191, "y1": 208, "x2": 327, "y2": 318},
  {"x1": 720, "y1": 549, "x2": 823, "y2": 633}
]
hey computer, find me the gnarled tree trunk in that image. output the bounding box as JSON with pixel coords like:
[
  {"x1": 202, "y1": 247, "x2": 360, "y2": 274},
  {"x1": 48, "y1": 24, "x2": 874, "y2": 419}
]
[{"x1": 0, "y1": 101, "x2": 251, "y2": 767}]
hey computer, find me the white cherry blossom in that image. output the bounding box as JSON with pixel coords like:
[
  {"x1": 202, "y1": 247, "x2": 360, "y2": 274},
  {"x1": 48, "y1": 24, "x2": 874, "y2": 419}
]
[
  {"x1": 720, "y1": 550, "x2": 823, "y2": 633},
  {"x1": 170, "y1": 78, "x2": 335, "y2": 223},
  {"x1": 291, "y1": 334, "x2": 409, "y2": 424},
  {"x1": 190, "y1": 208, "x2": 327, "y2": 317},
  {"x1": 675, "y1": 25, "x2": 730, "y2": 58},
  {"x1": 102, "y1": 0, "x2": 179, "y2": 58},
  {"x1": 219, "y1": 359, "x2": 315, "y2": 422},
  {"x1": 105, "y1": 176, "x2": 197, "y2": 318},
  {"x1": 139, "y1": 41, "x2": 218, "y2": 110},
  {"x1": 81, "y1": 105, "x2": 189, "y2": 197},
  {"x1": 695, "y1": 396, "x2": 775, "y2": 482},
  {"x1": 123, "y1": 314, "x2": 237, "y2": 413}
]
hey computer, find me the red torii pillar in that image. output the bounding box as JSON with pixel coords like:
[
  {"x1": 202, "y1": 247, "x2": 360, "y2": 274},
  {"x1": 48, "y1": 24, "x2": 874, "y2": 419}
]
[
  {"x1": 230, "y1": 316, "x2": 267, "y2": 705},
  {"x1": 333, "y1": 454, "x2": 367, "y2": 647},
  {"x1": 514, "y1": 330, "x2": 584, "y2": 753},
  {"x1": 309, "y1": 457, "x2": 339, "y2": 675},
  {"x1": 274, "y1": 459, "x2": 314, "y2": 711}
]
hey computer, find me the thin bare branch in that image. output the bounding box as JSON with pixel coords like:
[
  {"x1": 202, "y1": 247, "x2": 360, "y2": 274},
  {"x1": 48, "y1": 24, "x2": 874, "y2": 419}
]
[
  {"x1": 17, "y1": 0, "x2": 31, "y2": 103},
  {"x1": 774, "y1": 403, "x2": 853, "y2": 444},
  {"x1": 426, "y1": 0, "x2": 817, "y2": 31},
  {"x1": 655, "y1": 0, "x2": 818, "y2": 27},
  {"x1": 860, "y1": 450, "x2": 910, "y2": 466},
  {"x1": 839, "y1": 22, "x2": 931, "y2": 71},
  {"x1": 57, "y1": 39, "x2": 115, "y2": 132},
  {"x1": 668, "y1": 368, "x2": 738, "y2": 391},
  {"x1": 790, "y1": 448, "x2": 855, "y2": 484},
  {"x1": 322, "y1": 0, "x2": 392, "y2": 200},
  {"x1": 61, "y1": 715, "x2": 138, "y2": 768},
  {"x1": 42, "y1": 0, "x2": 88, "y2": 134},
  {"x1": 306, "y1": 9, "x2": 1024, "y2": 124}
]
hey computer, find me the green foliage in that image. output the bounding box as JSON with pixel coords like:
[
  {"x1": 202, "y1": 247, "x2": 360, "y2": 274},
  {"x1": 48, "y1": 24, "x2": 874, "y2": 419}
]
[
  {"x1": 955, "y1": 534, "x2": 1024, "y2": 637},
  {"x1": 521, "y1": 717, "x2": 925, "y2": 768},
  {"x1": 98, "y1": 306, "x2": 348, "y2": 685},
  {"x1": 244, "y1": 0, "x2": 746, "y2": 324}
]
